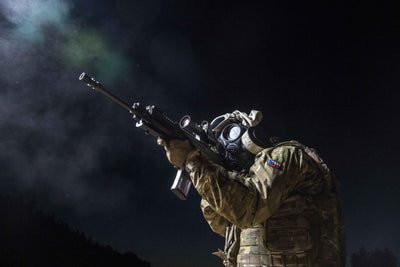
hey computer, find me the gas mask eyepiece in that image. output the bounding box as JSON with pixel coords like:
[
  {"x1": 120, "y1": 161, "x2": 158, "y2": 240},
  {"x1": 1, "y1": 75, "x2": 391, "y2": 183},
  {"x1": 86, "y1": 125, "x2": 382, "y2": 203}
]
[{"x1": 221, "y1": 123, "x2": 244, "y2": 142}]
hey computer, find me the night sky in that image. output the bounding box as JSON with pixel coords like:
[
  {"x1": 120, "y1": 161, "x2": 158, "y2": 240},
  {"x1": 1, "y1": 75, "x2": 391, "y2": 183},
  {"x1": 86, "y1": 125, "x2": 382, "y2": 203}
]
[{"x1": 0, "y1": 1, "x2": 399, "y2": 266}]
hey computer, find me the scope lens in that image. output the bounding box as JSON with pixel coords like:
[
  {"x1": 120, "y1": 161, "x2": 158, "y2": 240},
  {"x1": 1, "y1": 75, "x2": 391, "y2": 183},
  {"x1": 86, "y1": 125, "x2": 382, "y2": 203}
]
[{"x1": 182, "y1": 118, "x2": 190, "y2": 127}]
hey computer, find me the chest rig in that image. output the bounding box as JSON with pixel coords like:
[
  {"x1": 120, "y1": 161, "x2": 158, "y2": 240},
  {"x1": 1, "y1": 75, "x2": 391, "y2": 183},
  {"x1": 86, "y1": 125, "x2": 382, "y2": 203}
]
[
  {"x1": 222, "y1": 141, "x2": 339, "y2": 267},
  {"x1": 235, "y1": 195, "x2": 315, "y2": 267}
]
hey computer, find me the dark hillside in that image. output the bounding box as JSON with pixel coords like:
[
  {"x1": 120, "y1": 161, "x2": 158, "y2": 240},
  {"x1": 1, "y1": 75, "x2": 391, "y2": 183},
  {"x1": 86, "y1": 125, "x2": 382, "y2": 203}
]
[{"x1": 0, "y1": 195, "x2": 151, "y2": 266}]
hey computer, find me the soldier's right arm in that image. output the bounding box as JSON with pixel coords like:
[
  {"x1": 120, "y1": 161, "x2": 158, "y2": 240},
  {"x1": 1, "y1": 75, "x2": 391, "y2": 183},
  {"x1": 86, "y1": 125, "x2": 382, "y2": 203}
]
[
  {"x1": 186, "y1": 145, "x2": 319, "y2": 229},
  {"x1": 200, "y1": 199, "x2": 229, "y2": 237}
]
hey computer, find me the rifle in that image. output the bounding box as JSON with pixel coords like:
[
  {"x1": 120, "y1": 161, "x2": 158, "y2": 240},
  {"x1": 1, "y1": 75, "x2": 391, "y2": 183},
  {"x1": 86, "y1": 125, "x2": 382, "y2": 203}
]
[{"x1": 79, "y1": 72, "x2": 226, "y2": 200}]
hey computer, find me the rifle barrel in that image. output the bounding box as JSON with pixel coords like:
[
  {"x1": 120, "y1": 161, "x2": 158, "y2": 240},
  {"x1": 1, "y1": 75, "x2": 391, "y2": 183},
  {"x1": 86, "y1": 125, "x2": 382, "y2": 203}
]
[{"x1": 79, "y1": 72, "x2": 136, "y2": 114}]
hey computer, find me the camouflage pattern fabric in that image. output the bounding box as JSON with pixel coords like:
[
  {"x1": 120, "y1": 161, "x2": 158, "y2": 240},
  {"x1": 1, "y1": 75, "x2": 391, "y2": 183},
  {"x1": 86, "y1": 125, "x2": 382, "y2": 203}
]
[{"x1": 186, "y1": 141, "x2": 346, "y2": 267}]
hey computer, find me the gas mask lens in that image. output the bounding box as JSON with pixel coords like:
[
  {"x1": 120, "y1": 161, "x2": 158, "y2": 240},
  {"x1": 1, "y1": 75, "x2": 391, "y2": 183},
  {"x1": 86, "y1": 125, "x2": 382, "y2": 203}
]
[{"x1": 222, "y1": 124, "x2": 242, "y2": 141}]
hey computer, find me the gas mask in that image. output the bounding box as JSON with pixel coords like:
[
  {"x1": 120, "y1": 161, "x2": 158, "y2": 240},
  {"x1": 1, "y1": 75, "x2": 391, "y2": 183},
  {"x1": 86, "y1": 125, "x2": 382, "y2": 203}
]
[{"x1": 211, "y1": 110, "x2": 277, "y2": 171}]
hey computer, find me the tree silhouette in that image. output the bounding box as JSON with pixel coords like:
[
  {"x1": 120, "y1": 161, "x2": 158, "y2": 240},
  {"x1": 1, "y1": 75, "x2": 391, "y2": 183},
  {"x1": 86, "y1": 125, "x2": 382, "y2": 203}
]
[
  {"x1": 0, "y1": 195, "x2": 151, "y2": 266},
  {"x1": 351, "y1": 246, "x2": 397, "y2": 267}
]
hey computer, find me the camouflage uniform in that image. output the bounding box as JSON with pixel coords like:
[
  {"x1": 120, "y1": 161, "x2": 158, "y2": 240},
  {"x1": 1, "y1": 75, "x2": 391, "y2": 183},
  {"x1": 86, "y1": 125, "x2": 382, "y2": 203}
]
[{"x1": 186, "y1": 140, "x2": 346, "y2": 267}]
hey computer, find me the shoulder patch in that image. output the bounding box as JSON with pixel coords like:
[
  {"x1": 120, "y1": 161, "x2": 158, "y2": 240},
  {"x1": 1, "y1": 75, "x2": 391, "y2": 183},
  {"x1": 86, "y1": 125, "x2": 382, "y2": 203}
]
[{"x1": 268, "y1": 160, "x2": 282, "y2": 170}]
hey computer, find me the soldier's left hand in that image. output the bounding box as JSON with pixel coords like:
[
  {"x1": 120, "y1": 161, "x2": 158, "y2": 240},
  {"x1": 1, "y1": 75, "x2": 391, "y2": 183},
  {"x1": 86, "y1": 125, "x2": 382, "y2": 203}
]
[{"x1": 157, "y1": 137, "x2": 194, "y2": 169}]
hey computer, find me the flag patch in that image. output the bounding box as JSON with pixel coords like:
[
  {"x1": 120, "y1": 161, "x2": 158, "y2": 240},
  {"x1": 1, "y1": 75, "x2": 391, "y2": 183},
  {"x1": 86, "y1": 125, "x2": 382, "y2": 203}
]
[{"x1": 268, "y1": 160, "x2": 282, "y2": 170}]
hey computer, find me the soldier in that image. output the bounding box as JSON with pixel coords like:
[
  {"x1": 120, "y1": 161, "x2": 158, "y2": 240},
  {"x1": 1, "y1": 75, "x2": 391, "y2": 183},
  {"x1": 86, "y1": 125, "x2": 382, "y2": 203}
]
[{"x1": 158, "y1": 110, "x2": 346, "y2": 267}]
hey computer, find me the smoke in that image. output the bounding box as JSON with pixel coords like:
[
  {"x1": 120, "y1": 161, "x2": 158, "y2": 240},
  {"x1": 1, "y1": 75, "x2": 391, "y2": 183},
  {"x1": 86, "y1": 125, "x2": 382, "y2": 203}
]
[
  {"x1": 0, "y1": 0, "x2": 207, "y2": 231},
  {"x1": 0, "y1": 0, "x2": 138, "y2": 217},
  {"x1": 0, "y1": 0, "x2": 70, "y2": 42}
]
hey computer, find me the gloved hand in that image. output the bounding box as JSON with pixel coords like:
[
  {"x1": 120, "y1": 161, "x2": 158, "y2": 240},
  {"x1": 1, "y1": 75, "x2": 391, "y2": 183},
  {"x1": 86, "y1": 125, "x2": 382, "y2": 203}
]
[{"x1": 157, "y1": 137, "x2": 194, "y2": 169}]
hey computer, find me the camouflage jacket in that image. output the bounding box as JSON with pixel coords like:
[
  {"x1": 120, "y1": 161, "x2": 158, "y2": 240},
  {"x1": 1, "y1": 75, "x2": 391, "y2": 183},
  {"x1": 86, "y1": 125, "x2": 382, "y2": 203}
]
[{"x1": 186, "y1": 141, "x2": 346, "y2": 267}]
